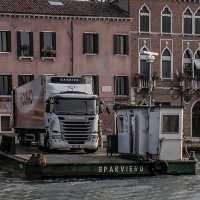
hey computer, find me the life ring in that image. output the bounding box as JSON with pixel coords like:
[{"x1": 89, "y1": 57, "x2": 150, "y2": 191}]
[{"x1": 152, "y1": 160, "x2": 168, "y2": 175}]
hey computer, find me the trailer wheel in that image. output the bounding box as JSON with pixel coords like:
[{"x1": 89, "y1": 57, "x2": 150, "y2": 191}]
[{"x1": 83, "y1": 148, "x2": 98, "y2": 153}]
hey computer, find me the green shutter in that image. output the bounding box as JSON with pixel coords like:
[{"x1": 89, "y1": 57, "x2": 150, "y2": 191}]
[
  {"x1": 125, "y1": 76, "x2": 129, "y2": 96},
  {"x1": 125, "y1": 35, "x2": 129, "y2": 55},
  {"x1": 113, "y1": 34, "x2": 117, "y2": 55},
  {"x1": 52, "y1": 32, "x2": 56, "y2": 50},
  {"x1": 17, "y1": 31, "x2": 21, "y2": 57},
  {"x1": 114, "y1": 76, "x2": 117, "y2": 95},
  {"x1": 40, "y1": 32, "x2": 44, "y2": 57},
  {"x1": 52, "y1": 32, "x2": 56, "y2": 57},
  {"x1": 7, "y1": 31, "x2": 11, "y2": 52},
  {"x1": 94, "y1": 33, "x2": 98, "y2": 54},
  {"x1": 83, "y1": 33, "x2": 87, "y2": 54},
  {"x1": 8, "y1": 75, "x2": 12, "y2": 95},
  {"x1": 29, "y1": 32, "x2": 33, "y2": 56},
  {"x1": 94, "y1": 75, "x2": 99, "y2": 95}
]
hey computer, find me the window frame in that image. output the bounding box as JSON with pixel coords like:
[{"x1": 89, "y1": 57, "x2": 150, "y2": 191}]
[
  {"x1": 0, "y1": 115, "x2": 11, "y2": 132},
  {"x1": 0, "y1": 30, "x2": 11, "y2": 53},
  {"x1": 114, "y1": 75, "x2": 129, "y2": 96},
  {"x1": 113, "y1": 34, "x2": 129, "y2": 55},
  {"x1": 40, "y1": 31, "x2": 56, "y2": 60},
  {"x1": 161, "y1": 7, "x2": 172, "y2": 34},
  {"x1": 139, "y1": 49, "x2": 150, "y2": 77},
  {"x1": 18, "y1": 74, "x2": 34, "y2": 86},
  {"x1": 183, "y1": 49, "x2": 193, "y2": 77},
  {"x1": 17, "y1": 31, "x2": 33, "y2": 59},
  {"x1": 139, "y1": 5, "x2": 150, "y2": 33},
  {"x1": 0, "y1": 74, "x2": 12, "y2": 96},
  {"x1": 195, "y1": 9, "x2": 200, "y2": 35},
  {"x1": 83, "y1": 32, "x2": 98, "y2": 54},
  {"x1": 84, "y1": 75, "x2": 99, "y2": 95},
  {"x1": 162, "y1": 114, "x2": 180, "y2": 134},
  {"x1": 183, "y1": 8, "x2": 193, "y2": 35},
  {"x1": 161, "y1": 48, "x2": 172, "y2": 79}
]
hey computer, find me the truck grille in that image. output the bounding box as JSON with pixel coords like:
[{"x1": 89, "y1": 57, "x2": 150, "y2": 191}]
[{"x1": 60, "y1": 119, "x2": 91, "y2": 144}]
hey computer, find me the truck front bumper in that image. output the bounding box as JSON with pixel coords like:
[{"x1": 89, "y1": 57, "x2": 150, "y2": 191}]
[{"x1": 49, "y1": 138, "x2": 98, "y2": 150}]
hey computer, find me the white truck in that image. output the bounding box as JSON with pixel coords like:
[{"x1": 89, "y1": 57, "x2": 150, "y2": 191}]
[{"x1": 12, "y1": 75, "x2": 100, "y2": 153}]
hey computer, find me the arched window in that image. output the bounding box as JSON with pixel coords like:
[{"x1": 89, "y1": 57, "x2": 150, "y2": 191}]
[
  {"x1": 195, "y1": 9, "x2": 200, "y2": 34},
  {"x1": 162, "y1": 48, "x2": 171, "y2": 79},
  {"x1": 183, "y1": 49, "x2": 193, "y2": 76},
  {"x1": 161, "y1": 7, "x2": 171, "y2": 33},
  {"x1": 139, "y1": 5, "x2": 150, "y2": 32},
  {"x1": 139, "y1": 48, "x2": 150, "y2": 76},
  {"x1": 183, "y1": 8, "x2": 193, "y2": 34}
]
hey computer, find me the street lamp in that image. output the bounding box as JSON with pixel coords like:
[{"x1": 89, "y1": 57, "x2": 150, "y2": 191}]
[
  {"x1": 170, "y1": 86, "x2": 192, "y2": 106},
  {"x1": 142, "y1": 51, "x2": 159, "y2": 106}
]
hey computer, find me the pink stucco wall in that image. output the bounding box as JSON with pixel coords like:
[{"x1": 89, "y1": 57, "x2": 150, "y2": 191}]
[{"x1": 0, "y1": 16, "x2": 131, "y2": 101}]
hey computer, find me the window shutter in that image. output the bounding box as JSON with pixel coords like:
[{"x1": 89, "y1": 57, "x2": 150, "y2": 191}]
[
  {"x1": 40, "y1": 32, "x2": 44, "y2": 57},
  {"x1": 125, "y1": 35, "x2": 129, "y2": 55},
  {"x1": 83, "y1": 33, "x2": 87, "y2": 54},
  {"x1": 7, "y1": 31, "x2": 11, "y2": 52},
  {"x1": 8, "y1": 75, "x2": 12, "y2": 95},
  {"x1": 94, "y1": 34, "x2": 98, "y2": 54},
  {"x1": 29, "y1": 32, "x2": 33, "y2": 56},
  {"x1": 17, "y1": 31, "x2": 21, "y2": 57},
  {"x1": 52, "y1": 32, "x2": 56, "y2": 50},
  {"x1": 113, "y1": 34, "x2": 117, "y2": 55},
  {"x1": 114, "y1": 76, "x2": 117, "y2": 95},
  {"x1": 94, "y1": 75, "x2": 99, "y2": 95},
  {"x1": 52, "y1": 32, "x2": 56, "y2": 57},
  {"x1": 125, "y1": 76, "x2": 129, "y2": 96}
]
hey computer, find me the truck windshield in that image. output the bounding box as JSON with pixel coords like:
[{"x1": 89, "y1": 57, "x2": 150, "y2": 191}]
[{"x1": 53, "y1": 98, "x2": 97, "y2": 115}]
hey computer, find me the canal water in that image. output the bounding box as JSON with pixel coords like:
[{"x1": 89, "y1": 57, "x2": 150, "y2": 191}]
[{"x1": 0, "y1": 162, "x2": 200, "y2": 200}]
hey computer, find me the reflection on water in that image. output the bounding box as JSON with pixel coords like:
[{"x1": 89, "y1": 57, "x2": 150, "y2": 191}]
[{"x1": 0, "y1": 162, "x2": 200, "y2": 200}]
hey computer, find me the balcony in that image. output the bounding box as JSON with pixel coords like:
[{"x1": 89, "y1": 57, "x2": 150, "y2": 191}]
[
  {"x1": 135, "y1": 73, "x2": 158, "y2": 92},
  {"x1": 174, "y1": 72, "x2": 200, "y2": 90}
]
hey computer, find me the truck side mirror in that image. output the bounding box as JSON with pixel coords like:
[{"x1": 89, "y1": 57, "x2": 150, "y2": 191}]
[
  {"x1": 99, "y1": 104, "x2": 104, "y2": 114},
  {"x1": 98, "y1": 100, "x2": 104, "y2": 114}
]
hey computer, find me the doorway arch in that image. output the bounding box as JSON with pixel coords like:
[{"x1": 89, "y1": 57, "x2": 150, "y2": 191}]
[{"x1": 192, "y1": 101, "x2": 200, "y2": 137}]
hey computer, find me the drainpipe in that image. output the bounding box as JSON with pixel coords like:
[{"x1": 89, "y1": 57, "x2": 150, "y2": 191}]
[{"x1": 68, "y1": 20, "x2": 74, "y2": 76}]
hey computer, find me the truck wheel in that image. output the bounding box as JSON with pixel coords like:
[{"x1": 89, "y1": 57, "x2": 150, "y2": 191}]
[{"x1": 83, "y1": 148, "x2": 98, "y2": 153}]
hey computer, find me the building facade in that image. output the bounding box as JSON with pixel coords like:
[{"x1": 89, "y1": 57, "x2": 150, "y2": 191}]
[
  {"x1": 123, "y1": 0, "x2": 200, "y2": 140},
  {"x1": 0, "y1": 0, "x2": 132, "y2": 134}
]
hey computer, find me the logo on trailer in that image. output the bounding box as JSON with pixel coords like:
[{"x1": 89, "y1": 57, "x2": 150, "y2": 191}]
[{"x1": 20, "y1": 89, "x2": 33, "y2": 107}]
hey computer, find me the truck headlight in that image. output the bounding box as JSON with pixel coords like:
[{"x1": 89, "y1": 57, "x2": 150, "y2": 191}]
[{"x1": 88, "y1": 134, "x2": 98, "y2": 141}]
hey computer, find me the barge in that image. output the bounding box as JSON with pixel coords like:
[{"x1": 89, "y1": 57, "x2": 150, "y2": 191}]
[
  {"x1": 0, "y1": 104, "x2": 198, "y2": 179},
  {"x1": 0, "y1": 138, "x2": 197, "y2": 179}
]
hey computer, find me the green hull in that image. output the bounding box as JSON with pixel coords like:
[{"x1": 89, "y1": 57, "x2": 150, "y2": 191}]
[{"x1": 0, "y1": 151, "x2": 196, "y2": 179}]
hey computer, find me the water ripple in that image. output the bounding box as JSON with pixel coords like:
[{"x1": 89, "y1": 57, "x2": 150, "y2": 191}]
[{"x1": 0, "y1": 165, "x2": 200, "y2": 200}]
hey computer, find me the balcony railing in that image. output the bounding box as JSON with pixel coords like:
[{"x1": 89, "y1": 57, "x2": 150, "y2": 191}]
[
  {"x1": 135, "y1": 73, "x2": 158, "y2": 92},
  {"x1": 138, "y1": 79, "x2": 150, "y2": 88},
  {"x1": 184, "y1": 79, "x2": 200, "y2": 90}
]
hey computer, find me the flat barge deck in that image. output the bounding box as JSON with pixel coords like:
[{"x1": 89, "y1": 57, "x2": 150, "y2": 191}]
[{"x1": 0, "y1": 143, "x2": 197, "y2": 179}]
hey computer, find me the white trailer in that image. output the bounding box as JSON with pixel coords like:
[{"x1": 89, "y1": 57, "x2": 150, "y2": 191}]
[
  {"x1": 12, "y1": 75, "x2": 100, "y2": 153},
  {"x1": 114, "y1": 104, "x2": 183, "y2": 161}
]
